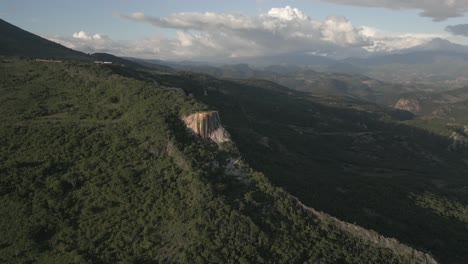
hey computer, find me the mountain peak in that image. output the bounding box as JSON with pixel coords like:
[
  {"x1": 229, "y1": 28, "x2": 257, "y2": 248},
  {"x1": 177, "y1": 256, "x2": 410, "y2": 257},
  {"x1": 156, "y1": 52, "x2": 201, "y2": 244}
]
[
  {"x1": 425, "y1": 38, "x2": 457, "y2": 49},
  {"x1": 0, "y1": 18, "x2": 89, "y2": 59},
  {"x1": 405, "y1": 37, "x2": 468, "y2": 53}
]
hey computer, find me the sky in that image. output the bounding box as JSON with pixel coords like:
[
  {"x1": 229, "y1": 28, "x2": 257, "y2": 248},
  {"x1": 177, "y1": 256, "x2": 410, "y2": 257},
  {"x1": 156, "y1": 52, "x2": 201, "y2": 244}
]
[{"x1": 2, "y1": 0, "x2": 468, "y2": 60}]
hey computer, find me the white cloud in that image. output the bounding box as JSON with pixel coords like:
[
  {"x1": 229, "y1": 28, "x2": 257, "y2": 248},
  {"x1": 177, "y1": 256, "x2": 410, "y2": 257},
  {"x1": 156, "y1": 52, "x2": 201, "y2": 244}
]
[
  {"x1": 360, "y1": 27, "x2": 451, "y2": 52},
  {"x1": 93, "y1": 34, "x2": 102, "y2": 40},
  {"x1": 71, "y1": 31, "x2": 104, "y2": 41},
  {"x1": 46, "y1": 7, "x2": 466, "y2": 60},
  {"x1": 49, "y1": 31, "x2": 122, "y2": 55},
  {"x1": 116, "y1": 6, "x2": 372, "y2": 59},
  {"x1": 72, "y1": 31, "x2": 91, "y2": 40},
  {"x1": 321, "y1": 16, "x2": 367, "y2": 46},
  {"x1": 267, "y1": 6, "x2": 309, "y2": 20},
  {"x1": 316, "y1": 0, "x2": 468, "y2": 21}
]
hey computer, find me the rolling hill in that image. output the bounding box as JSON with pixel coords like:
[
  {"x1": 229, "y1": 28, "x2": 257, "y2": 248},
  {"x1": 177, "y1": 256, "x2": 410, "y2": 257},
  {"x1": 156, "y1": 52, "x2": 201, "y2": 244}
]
[
  {"x1": 149, "y1": 70, "x2": 468, "y2": 264},
  {"x1": 1, "y1": 56, "x2": 438, "y2": 264},
  {"x1": 394, "y1": 87, "x2": 468, "y2": 142},
  {"x1": 151, "y1": 62, "x2": 431, "y2": 106}
]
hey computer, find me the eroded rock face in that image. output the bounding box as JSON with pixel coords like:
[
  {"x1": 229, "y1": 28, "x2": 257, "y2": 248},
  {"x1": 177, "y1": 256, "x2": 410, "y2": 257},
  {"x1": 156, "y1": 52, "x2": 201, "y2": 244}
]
[
  {"x1": 448, "y1": 131, "x2": 468, "y2": 151},
  {"x1": 292, "y1": 197, "x2": 438, "y2": 264},
  {"x1": 395, "y1": 98, "x2": 421, "y2": 114},
  {"x1": 183, "y1": 111, "x2": 231, "y2": 144}
]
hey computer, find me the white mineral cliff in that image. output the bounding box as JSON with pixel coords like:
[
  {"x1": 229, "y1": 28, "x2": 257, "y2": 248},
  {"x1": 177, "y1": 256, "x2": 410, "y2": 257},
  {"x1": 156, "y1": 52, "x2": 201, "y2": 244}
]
[
  {"x1": 394, "y1": 98, "x2": 421, "y2": 114},
  {"x1": 182, "y1": 111, "x2": 231, "y2": 144}
]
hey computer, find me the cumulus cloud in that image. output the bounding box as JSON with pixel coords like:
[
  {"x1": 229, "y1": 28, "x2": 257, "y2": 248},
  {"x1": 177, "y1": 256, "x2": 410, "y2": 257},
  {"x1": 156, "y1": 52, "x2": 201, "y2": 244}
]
[
  {"x1": 317, "y1": 0, "x2": 468, "y2": 21},
  {"x1": 446, "y1": 24, "x2": 468, "y2": 37},
  {"x1": 267, "y1": 6, "x2": 309, "y2": 20},
  {"x1": 47, "y1": 6, "x2": 463, "y2": 60},
  {"x1": 116, "y1": 6, "x2": 373, "y2": 59},
  {"x1": 49, "y1": 31, "x2": 116, "y2": 54},
  {"x1": 72, "y1": 31, "x2": 105, "y2": 40}
]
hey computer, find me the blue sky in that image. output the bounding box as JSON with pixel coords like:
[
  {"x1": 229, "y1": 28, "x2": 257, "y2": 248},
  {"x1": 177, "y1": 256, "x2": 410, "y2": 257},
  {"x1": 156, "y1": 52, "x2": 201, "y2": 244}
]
[
  {"x1": 2, "y1": 0, "x2": 468, "y2": 59},
  {"x1": 2, "y1": 0, "x2": 467, "y2": 39}
]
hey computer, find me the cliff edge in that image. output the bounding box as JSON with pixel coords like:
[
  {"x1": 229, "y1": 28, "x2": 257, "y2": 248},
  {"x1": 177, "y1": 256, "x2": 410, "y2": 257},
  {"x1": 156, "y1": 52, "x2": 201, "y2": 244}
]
[{"x1": 183, "y1": 111, "x2": 231, "y2": 144}]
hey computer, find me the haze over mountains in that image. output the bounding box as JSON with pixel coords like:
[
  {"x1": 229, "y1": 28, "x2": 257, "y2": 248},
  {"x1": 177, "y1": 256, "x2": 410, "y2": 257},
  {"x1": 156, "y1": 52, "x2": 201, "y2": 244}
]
[
  {"x1": 127, "y1": 36, "x2": 468, "y2": 89},
  {"x1": 1, "y1": 15, "x2": 467, "y2": 264}
]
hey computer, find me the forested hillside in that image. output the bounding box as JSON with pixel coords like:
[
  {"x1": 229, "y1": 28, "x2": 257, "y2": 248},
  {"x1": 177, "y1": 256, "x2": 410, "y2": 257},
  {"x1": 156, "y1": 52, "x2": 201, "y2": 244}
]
[
  {"x1": 0, "y1": 58, "x2": 437, "y2": 263},
  {"x1": 149, "y1": 71, "x2": 468, "y2": 264}
]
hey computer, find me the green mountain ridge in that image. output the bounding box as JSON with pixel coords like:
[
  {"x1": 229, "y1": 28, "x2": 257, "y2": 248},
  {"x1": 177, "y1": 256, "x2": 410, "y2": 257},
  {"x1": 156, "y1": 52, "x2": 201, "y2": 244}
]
[
  {"x1": 92, "y1": 53, "x2": 174, "y2": 72},
  {"x1": 0, "y1": 18, "x2": 171, "y2": 72},
  {"x1": 148, "y1": 71, "x2": 468, "y2": 264},
  {"x1": 0, "y1": 58, "x2": 438, "y2": 263},
  {"x1": 0, "y1": 18, "x2": 89, "y2": 60}
]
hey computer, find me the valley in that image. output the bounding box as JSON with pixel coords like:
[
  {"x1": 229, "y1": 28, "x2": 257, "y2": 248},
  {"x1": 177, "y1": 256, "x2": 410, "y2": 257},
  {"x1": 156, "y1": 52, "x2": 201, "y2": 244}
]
[{"x1": 147, "y1": 70, "x2": 468, "y2": 264}]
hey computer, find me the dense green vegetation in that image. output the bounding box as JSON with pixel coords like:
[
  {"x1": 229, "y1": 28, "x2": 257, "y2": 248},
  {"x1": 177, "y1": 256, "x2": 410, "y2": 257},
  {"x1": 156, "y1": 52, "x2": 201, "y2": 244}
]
[
  {"x1": 394, "y1": 87, "x2": 468, "y2": 139},
  {"x1": 92, "y1": 53, "x2": 174, "y2": 72},
  {"x1": 0, "y1": 58, "x2": 430, "y2": 263},
  {"x1": 4, "y1": 18, "x2": 467, "y2": 263},
  {"x1": 151, "y1": 71, "x2": 468, "y2": 264}
]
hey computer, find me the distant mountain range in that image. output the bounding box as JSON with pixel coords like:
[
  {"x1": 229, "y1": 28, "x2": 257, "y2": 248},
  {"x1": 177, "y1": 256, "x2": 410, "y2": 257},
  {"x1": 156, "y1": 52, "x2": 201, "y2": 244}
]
[
  {"x1": 402, "y1": 38, "x2": 468, "y2": 54},
  {"x1": 133, "y1": 59, "x2": 449, "y2": 107},
  {"x1": 127, "y1": 37, "x2": 468, "y2": 88},
  {"x1": 4, "y1": 15, "x2": 468, "y2": 88}
]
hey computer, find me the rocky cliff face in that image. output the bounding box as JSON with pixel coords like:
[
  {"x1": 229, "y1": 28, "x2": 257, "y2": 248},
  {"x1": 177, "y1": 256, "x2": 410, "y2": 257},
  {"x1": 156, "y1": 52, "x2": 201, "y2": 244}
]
[
  {"x1": 183, "y1": 111, "x2": 231, "y2": 144},
  {"x1": 395, "y1": 98, "x2": 422, "y2": 113},
  {"x1": 293, "y1": 197, "x2": 438, "y2": 264}
]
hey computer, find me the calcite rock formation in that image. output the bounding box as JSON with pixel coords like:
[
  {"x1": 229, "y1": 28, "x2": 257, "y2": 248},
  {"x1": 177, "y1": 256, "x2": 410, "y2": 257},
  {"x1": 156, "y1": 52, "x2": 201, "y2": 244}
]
[
  {"x1": 394, "y1": 98, "x2": 421, "y2": 114},
  {"x1": 183, "y1": 111, "x2": 231, "y2": 144}
]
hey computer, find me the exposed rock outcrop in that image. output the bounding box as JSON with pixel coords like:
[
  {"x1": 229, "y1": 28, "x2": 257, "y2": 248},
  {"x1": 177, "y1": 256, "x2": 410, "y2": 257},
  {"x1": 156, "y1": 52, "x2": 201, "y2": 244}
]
[
  {"x1": 224, "y1": 157, "x2": 249, "y2": 179},
  {"x1": 164, "y1": 86, "x2": 186, "y2": 95},
  {"x1": 395, "y1": 98, "x2": 421, "y2": 114},
  {"x1": 292, "y1": 197, "x2": 438, "y2": 264},
  {"x1": 183, "y1": 111, "x2": 231, "y2": 144},
  {"x1": 448, "y1": 131, "x2": 468, "y2": 151}
]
